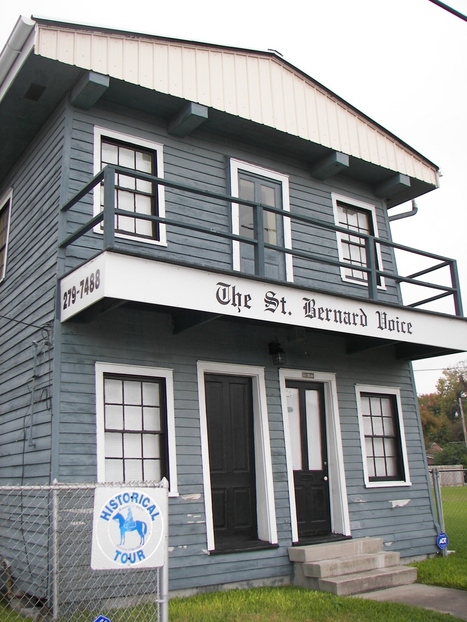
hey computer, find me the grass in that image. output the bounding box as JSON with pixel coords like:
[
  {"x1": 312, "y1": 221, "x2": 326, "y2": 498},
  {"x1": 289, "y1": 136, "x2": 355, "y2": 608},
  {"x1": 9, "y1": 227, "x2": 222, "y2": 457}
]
[
  {"x1": 413, "y1": 484, "x2": 467, "y2": 590},
  {"x1": 168, "y1": 585, "x2": 462, "y2": 622}
]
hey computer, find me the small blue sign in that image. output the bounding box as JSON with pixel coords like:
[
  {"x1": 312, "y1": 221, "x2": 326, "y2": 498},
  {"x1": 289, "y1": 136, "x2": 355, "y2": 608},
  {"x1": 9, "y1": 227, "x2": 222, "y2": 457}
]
[
  {"x1": 93, "y1": 616, "x2": 110, "y2": 622},
  {"x1": 437, "y1": 532, "x2": 449, "y2": 550}
]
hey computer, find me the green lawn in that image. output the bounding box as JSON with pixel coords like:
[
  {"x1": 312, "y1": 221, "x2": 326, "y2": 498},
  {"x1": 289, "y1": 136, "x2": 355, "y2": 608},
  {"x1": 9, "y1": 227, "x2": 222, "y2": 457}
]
[
  {"x1": 168, "y1": 585, "x2": 461, "y2": 622},
  {"x1": 413, "y1": 484, "x2": 467, "y2": 590}
]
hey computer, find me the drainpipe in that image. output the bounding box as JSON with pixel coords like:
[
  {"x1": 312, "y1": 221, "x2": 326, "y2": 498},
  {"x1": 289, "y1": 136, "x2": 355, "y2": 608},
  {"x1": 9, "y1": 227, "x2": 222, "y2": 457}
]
[{"x1": 388, "y1": 200, "x2": 418, "y2": 222}]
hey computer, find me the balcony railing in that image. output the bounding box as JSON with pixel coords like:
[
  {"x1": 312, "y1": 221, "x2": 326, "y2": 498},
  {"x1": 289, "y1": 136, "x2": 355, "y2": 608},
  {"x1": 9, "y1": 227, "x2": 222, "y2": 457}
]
[{"x1": 58, "y1": 165, "x2": 464, "y2": 318}]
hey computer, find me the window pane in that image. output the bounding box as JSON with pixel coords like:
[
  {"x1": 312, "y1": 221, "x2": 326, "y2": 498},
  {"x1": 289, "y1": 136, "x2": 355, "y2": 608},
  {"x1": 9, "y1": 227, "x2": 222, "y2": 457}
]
[
  {"x1": 105, "y1": 405, "x2": 123, "y2": 429},
  {"x1": 125, "y1": 459, "x2": 143, "y2": 481},
  {"x1": 106, "y1": 459, "x2": 123, "y2": 482},
  {"x1": 143, "y1": 382, "x2": 160, "y2": 406},
  {"x1": 119, "y1": 147, "x2": 135, "y2": 168},
  {"x1": 144, "y1": 459, "x2": 162, "y2": 481},
  {"x1": 305, "y1": 390, "x2": 322, "y2": 471},
  {"x1": 125, "y1": 405, "x2": 143, "y2": 430},
  {"x1": 105, "y1": 432, "x2": 123, "y2": 458},
  {"x1": 286, "y1": 388, "x2": 302, "y2": 471},
  {"x1": 143, "y1": 407, "x2": 161, "y2": 431},
  {"x1": 136, "y1": 151, "x2": 153, "y2": 173},
  {"x1": 103, "y1": 374, "x2": 167, "y2": 483},
  {"x1": 124, "y1": 381, "x2": 141, "y2": 404},
  {"x1": 143, "y1": 434, "x2": 161, "y2": 459},
  {"x1": 99, "y1": 138, "x2": 158, "y2": 241},
  {"x1": 102, "y1": 142, "x2": 118, "y2": 165},
  {"x1": 361, "y1": 391, "x2": 403, "y2": 482},
  {"x1": 124, "y1": 434, "x2": 142, "y2": 458},
  {"x1": 105, "y1": 378, "x2": 122, "y2": 403}
]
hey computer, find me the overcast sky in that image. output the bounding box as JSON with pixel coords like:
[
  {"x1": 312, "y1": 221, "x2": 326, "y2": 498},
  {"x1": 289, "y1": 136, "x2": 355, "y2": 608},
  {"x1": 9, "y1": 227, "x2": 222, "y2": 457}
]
[{"x1": 1, "y1": 0, "x2": 466, "y2": 393}]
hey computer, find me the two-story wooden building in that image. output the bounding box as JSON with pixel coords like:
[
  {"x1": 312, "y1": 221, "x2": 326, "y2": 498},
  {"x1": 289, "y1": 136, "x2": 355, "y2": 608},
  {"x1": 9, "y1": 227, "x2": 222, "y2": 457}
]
[{"x1": 1, "y1": 15, "x2": 466, "y2": 597}]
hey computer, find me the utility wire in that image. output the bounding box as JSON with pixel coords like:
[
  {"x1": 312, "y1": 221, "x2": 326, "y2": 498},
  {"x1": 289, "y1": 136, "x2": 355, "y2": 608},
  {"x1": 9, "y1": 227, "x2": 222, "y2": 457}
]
[
  {"x1": 428, "y1": 0, "x2": 467, "y2": 21},
  {"x1": 0, "y1": 313, "x2": 45, "y2": 330}
]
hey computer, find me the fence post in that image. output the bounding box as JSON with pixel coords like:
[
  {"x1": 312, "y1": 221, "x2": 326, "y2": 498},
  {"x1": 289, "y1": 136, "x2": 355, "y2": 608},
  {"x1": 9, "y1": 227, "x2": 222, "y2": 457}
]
[
  {"x1": 159, "y1": 478, "x2": 169, "y2": 622},
  {"x1": 51, "y1": 484, "x2": 60, "y2": 618},
  {"x1": 432, "y1": 468, "x2": 447, "y2": 557}
]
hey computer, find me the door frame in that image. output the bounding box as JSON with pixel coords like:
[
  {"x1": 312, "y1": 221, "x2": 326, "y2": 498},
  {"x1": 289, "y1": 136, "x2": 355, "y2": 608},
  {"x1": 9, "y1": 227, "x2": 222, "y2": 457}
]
[
  {"x1": 279, "y1": 369, "x2": 350, "y2": 542},
  {"x1": 198, "y1": 361, "x2": 278, "y2": 551}
]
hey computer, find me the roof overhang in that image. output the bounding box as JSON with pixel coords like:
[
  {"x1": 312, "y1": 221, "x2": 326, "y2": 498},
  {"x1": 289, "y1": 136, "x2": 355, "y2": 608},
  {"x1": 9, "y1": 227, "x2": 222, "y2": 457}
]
[
  {"x1": 0, "y1": 17, "x2": 439, "y2": 207},
  {"x1": 59, "y1": 251, "x2": 467, "y2": 361}
]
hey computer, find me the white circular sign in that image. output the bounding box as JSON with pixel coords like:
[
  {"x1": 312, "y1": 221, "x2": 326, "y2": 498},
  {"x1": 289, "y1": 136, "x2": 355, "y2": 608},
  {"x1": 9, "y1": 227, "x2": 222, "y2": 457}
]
[{"x1": 91, "y1": 488, "x2": 166, "y2": 570}]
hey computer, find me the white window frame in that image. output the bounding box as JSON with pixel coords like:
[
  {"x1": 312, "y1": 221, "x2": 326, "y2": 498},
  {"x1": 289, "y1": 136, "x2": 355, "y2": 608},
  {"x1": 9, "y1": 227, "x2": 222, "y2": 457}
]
[
  {"x1": 93, "y1": 127, "x2": 167, "y2": 245},
  {"x1": 356, "y1": 384, "x2": 411, "y2": 488},
  {"x1": 230, "y1": 159, "x2": 294, "y2": 282},
  {"x1": 279, "y1": 369, "x2": 351, "y2": 542},
  {"x1": 197, "y1": 360, "x2": 278, "y2": 551},
  {"x1": 331, "y1": 193, "x2": 385, "y2": 289},
  {"x1": 95, "y1": 362, "x2": 178, "y2": 496},
  {"x1": 0, "y1": 189, "x2": 12, "y2": 283}
]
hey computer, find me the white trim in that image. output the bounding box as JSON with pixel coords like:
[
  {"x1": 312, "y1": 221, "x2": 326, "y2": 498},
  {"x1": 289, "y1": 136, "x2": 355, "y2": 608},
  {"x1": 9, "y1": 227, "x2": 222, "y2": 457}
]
[
  {"x1": 279, "y1": 369, "x2": 350, "y2": 542},
  {"x1": 95, "y1": 362, "x2": 178, "y2": 496},
  {"x1": 197, "y1": 360, "x2": 278, "y2": 551},
  {"x1": 230, "y1": 159, "x2": 293, "y2": 282},
  {"x1": 93, "y1": 126, "x2": 167, "y2": 246},
  {"x1": 331, "y1": 193, "x2": 386, "y2": 289},
  {"x1": 355, "y1": 384, "x2": 411, "y2": 488},
  {"x1": 0, "y1": 20, "x2": 35, "y2": 104},
  {"x1": 0, "y1": 189, "x2": 13, "y2": 283}
]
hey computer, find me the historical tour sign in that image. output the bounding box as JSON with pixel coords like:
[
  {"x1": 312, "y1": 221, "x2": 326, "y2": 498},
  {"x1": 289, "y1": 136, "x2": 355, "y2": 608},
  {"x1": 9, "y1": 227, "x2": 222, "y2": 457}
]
[{"x1": 91, "y1": 487, "x2": 167, "y2": 570}]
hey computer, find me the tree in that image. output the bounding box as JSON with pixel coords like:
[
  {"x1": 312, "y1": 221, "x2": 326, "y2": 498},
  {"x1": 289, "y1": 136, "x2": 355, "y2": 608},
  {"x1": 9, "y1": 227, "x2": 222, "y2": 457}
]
[
  {"x1": 418, "y1": 361, "x2": 467, "y2": 448},
  {"x1": 433, "y1": 443, "x2": 467, "y2": 469}
]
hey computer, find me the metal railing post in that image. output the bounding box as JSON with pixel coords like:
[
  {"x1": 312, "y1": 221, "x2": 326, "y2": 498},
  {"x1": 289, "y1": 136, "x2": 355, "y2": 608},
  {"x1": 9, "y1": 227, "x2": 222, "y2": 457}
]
[
  {"x1": 103, "y1": 165, "x2": 116, "y2": 250},
  {"x1": 450, "y1": 260, "x2": 464, "y2": 317},
  {"x1": 366, "y1": 237, "x2": 378, "y2": 300},
  {"x1": 254, "y1": 203, "x2": 265, "y2": 277}
]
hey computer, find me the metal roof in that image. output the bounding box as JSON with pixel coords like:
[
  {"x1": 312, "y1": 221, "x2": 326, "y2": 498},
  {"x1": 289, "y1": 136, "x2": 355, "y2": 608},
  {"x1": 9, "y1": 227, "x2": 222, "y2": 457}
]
[{"x1": 0, "y1": 16, "x2": 439, "y2": 202}]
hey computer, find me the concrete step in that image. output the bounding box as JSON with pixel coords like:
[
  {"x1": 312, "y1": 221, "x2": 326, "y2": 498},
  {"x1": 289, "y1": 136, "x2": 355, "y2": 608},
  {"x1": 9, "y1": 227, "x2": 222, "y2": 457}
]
[
  {"x1": 303, "y1": 551, "x2": 401, "y2": 578},
  {"x1": 317, "y1": 565, "x2": 418, "y2": 596},
  {"x1": 289, "y1": 537, "x2": 383, "y2": 563}
]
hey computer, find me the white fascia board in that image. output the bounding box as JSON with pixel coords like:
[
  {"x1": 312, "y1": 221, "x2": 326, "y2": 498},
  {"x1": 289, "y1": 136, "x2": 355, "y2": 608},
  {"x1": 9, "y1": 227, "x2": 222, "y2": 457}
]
[{"x1": 0, "y1": 16, "x2": 36, "y2": 103}]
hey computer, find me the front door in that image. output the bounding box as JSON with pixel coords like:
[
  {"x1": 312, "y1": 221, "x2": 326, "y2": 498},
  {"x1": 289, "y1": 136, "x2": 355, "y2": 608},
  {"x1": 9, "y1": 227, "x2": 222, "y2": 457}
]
[
  {"x1": 286, "y1": 381, "x2": 331, "y2": 540},
  {"x1": 205, "y1": 374, "x2": 257, "y2": 550}
]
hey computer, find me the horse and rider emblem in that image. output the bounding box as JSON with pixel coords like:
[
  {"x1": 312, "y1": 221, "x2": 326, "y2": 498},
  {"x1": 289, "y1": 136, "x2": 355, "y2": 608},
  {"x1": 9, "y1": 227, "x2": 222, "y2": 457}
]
[{"x1": 113, "y1": 508, "x2": 148, "y2": 546}]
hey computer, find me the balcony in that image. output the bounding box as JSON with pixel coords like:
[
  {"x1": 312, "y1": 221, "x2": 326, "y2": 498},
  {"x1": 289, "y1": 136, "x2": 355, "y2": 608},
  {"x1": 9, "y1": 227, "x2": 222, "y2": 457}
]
[{"x1": 57, "y1": 166, "x2": 467, "y2": 359}]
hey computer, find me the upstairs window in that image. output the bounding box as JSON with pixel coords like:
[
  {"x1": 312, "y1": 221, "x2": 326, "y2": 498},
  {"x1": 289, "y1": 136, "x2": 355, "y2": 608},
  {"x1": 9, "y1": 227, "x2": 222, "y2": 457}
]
[
  {"x1": 0, "y1": 192, "x2": 12, "y2": 282},
  {"x1": 231, "y1": 159, "x2": 293, "y2": 282},
  {"x1": 356, "y1": 385, "x2": 410, "y2": 487},
  {"x1": 332, "y1": 194, "x2": 384, "y2": 287},
  {"x1": 94, "y1": 128, "x2": 166, "y2": 244}
]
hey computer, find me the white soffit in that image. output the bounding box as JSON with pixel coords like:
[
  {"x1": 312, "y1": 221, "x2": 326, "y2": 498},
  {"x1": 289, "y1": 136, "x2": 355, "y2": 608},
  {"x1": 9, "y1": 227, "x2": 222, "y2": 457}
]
[{"x1": 34, "y1": 22, "x2": 438, "y2": 186}]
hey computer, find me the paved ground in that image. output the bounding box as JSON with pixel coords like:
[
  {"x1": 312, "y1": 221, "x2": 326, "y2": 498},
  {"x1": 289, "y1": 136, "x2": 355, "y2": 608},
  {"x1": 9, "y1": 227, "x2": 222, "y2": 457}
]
[{"x1": 354, "y1": 584, "x2": 467, "y2": 620}]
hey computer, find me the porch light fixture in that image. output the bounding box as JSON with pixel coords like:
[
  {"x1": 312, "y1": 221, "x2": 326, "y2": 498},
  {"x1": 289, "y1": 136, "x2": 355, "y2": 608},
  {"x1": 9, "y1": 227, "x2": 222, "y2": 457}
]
[{"x1": 268, "y1": 340, "x2": 286, "y2": 365}]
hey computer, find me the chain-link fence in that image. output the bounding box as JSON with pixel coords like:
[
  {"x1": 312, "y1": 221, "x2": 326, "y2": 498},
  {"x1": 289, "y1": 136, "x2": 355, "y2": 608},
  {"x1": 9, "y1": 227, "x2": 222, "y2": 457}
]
[
  {"x1": 430, "y1": 467, "x2": 467, "y2": 555},
  {"x1": 0, "y1": 482, "x2": 167, "y2": 622}
]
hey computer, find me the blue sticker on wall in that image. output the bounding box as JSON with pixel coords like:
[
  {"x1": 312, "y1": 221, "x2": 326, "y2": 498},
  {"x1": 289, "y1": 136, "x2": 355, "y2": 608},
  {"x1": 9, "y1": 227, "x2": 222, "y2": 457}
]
[{"x1": 437, "y1": 532, "x2": 449, "y2": 550}]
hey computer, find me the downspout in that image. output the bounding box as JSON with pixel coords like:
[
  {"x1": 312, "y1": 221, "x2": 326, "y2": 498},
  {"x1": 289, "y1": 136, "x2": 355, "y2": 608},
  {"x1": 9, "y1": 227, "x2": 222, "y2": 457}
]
[{"x1": 388, "y1": 200, "x2": 418, "y2": 222}]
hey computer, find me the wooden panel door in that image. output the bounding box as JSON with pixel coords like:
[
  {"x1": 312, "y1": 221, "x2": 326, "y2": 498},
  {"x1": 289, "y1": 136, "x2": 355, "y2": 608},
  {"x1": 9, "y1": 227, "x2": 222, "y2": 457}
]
[
  {"x1": 286, "y1": 381, "x2": 331, "y2": 540},
  {"x1": 205, "y1": 374, "x2": 257, "y2": 550}
]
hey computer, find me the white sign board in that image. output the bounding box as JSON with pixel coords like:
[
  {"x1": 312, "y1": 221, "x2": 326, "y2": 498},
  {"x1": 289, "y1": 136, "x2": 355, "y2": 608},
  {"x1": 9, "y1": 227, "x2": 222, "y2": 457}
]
[
  {"x1": 60, "y1": 252, "x2": 467, "y2": 353},
  {"x1": 91, "y1": 487, "x2": 167, "y2": 570}
]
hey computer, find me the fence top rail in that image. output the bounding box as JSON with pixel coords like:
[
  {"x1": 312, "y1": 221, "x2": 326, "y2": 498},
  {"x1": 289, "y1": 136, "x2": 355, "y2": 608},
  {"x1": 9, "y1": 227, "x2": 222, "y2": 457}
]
[{"x1": 0, "y1": 479, "x2": 169, "y2": 492}]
